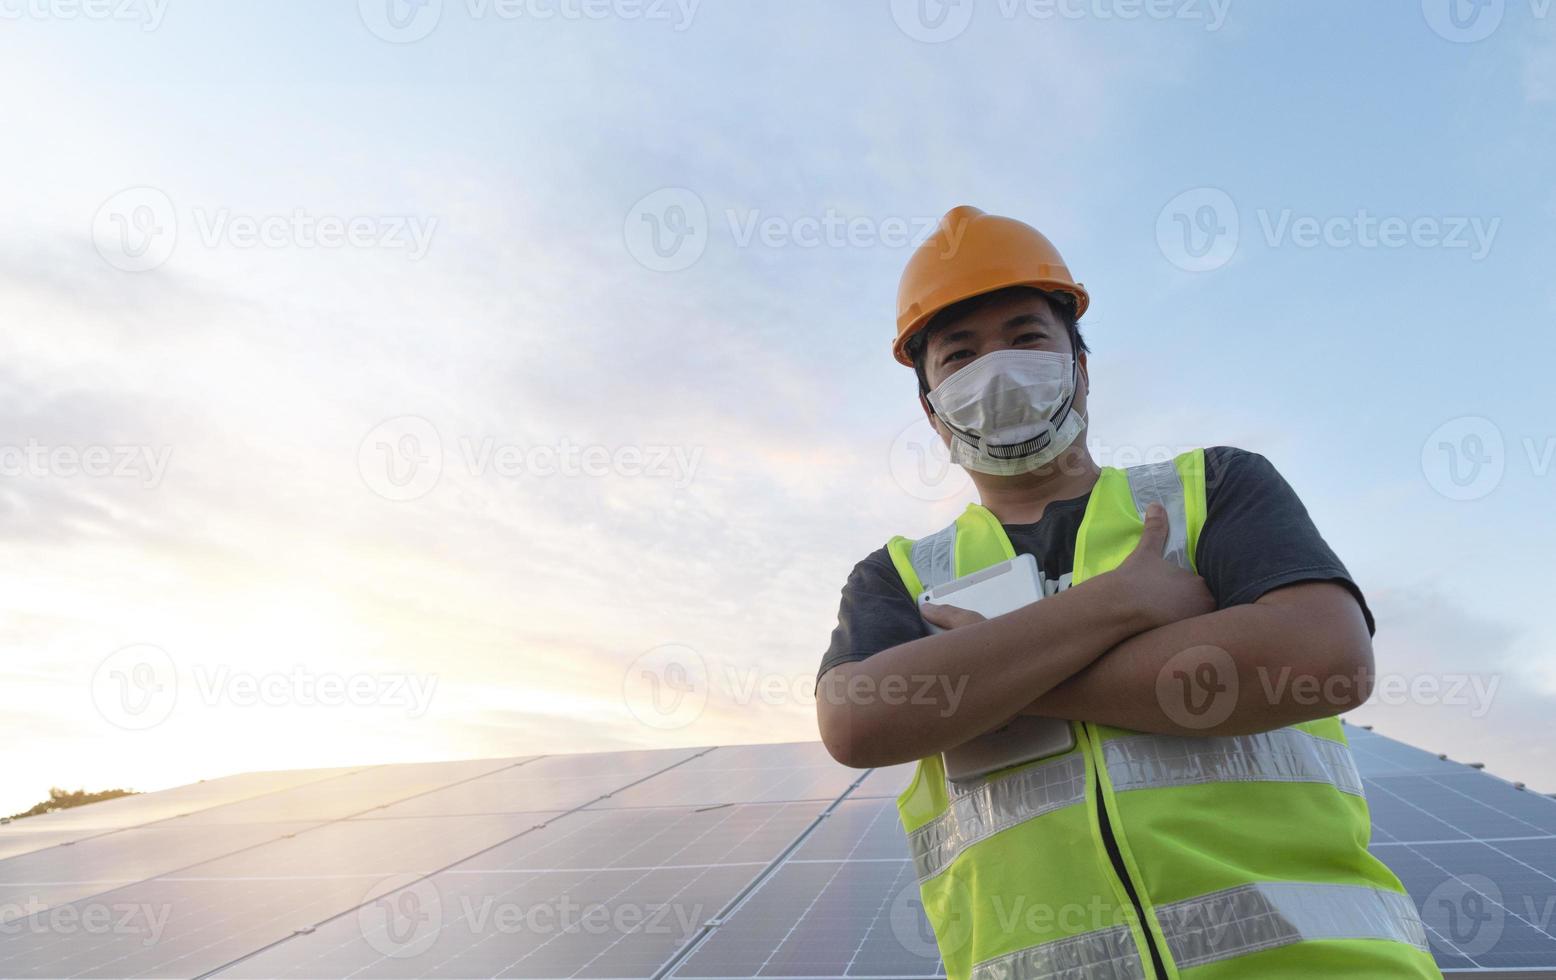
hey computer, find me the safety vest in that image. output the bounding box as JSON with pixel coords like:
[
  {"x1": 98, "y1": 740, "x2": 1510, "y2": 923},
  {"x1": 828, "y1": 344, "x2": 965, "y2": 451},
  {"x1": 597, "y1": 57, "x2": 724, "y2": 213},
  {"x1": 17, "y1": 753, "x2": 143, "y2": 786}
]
[{"x1": 885, "y1": 449, "x2": 1440, "y2": 980}]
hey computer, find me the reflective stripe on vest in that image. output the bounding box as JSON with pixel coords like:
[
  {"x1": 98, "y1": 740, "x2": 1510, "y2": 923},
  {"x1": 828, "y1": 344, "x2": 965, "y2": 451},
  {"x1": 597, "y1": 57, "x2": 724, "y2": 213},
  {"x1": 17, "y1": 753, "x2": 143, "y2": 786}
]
[
  {"x1": 1103, "y1": 727, "x2": 1364, "y2": 797},
  {"x1": 908, "y1": 753, "x2": 1086, "y2": 881},
  {"x1": 911, "y1": 522, "x2": 957, "y2": 591},
  {"x1": 971, "y1": 883, "x2": 1428, "y2": 980},
  {"x1": 1155, "y1": 882, "x2": 1430, "y2": 969},
  {"x1": 970, "y1": 924, "x2": 1146, "y2": 980},
  {"x1": 906, "y1": 725, "x2": 1368, "y2": 866},
  {"x1": 1123, "y1": 459, "x2": 1190, "y2": 570}
]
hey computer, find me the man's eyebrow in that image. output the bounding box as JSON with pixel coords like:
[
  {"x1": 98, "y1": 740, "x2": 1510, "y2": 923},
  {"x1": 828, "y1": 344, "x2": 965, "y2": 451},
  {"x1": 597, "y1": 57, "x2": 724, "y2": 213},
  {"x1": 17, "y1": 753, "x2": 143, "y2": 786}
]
[
  {"x1": 931, "y1": 328, "x2": 976, "y2": 350},
  {"x1": 1001, "y1": 313, "x2": 1049, "y2": 331}
]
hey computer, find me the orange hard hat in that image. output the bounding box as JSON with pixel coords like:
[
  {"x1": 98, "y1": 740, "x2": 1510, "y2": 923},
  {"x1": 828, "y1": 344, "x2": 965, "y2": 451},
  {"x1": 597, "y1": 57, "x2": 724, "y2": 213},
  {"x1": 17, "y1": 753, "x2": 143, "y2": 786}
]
[{"x1": 894, "y1": 205, "x2": 1089, "y2": 366}]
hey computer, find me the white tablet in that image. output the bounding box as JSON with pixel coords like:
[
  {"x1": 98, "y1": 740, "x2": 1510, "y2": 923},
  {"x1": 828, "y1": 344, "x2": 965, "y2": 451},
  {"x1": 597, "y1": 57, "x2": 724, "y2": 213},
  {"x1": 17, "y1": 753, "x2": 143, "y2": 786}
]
[
  {"x1": 917, "y1": 553, "x2": 1043, "y2": 632},
  {"x1": 916, "y1": 553, "x2": 1077, "y2": 782}
]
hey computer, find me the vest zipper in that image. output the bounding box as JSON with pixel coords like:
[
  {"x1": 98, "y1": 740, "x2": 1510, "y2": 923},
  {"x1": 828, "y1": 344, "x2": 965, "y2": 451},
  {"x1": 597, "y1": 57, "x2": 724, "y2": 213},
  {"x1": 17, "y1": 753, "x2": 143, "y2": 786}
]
[{"x1": 1087, "y1": 726, "x2": 1168, "y2": 980}]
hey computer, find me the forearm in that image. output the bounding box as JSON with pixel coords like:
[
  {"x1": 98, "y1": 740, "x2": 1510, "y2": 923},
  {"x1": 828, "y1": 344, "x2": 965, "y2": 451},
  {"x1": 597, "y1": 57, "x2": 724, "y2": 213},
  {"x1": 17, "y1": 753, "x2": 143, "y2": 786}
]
[
  {"x1": 817, "y1": 574, "x2": 1148, "y2": 768},
  {"x1": 1024, "y1": 583, "x2": 1374, "y2": 736}
]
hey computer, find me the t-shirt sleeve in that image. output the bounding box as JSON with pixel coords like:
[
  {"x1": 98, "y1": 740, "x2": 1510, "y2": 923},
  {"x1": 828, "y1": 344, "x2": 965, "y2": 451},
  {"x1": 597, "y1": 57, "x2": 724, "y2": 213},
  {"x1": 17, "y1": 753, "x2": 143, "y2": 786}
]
[
  {"x1": 816, "y1": 546, "x2": 928, "y2": 683},
  {"x1": 1198, "y1": 446, "x2": 1375, "y2": 634}
]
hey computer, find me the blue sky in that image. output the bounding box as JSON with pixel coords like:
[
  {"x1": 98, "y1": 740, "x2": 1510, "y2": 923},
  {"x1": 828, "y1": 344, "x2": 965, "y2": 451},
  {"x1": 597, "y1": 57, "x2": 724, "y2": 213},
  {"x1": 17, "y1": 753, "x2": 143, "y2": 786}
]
[{"x1": 2, "y1": 0, "x2": 1554, "y2": 815}]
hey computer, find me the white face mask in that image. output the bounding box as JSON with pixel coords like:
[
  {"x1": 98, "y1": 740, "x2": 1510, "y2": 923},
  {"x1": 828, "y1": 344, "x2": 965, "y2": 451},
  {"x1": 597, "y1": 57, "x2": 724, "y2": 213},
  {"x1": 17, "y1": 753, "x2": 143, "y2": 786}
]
[{"x1": 926, "y1": 348, "x2": 1086, "y2": 476}]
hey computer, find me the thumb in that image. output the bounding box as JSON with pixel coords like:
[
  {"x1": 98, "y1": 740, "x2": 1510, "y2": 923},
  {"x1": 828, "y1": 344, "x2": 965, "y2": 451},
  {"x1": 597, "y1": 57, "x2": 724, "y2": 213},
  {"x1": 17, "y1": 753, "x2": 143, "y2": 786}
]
[{"x1": 1132, "y1": 502, "x2": 1169, "y2": 559}]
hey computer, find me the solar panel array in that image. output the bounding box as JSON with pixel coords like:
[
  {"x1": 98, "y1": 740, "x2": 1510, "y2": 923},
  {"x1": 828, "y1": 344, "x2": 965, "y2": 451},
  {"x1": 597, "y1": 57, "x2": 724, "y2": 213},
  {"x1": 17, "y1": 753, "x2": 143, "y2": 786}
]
[{"x1": 0, "y1": 726, "x2": 1552, "y2": 978}]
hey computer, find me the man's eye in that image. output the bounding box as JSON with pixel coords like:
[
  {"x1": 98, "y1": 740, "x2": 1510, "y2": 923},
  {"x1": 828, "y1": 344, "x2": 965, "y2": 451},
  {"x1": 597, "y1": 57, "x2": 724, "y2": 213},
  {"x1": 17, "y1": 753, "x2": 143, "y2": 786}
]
[
  {"x1": 942, "y1": 350, "x2": 973, "y2": 365},
  {"x1": 1014, "y1": 332, "x2": 1045, "y2": 345}
]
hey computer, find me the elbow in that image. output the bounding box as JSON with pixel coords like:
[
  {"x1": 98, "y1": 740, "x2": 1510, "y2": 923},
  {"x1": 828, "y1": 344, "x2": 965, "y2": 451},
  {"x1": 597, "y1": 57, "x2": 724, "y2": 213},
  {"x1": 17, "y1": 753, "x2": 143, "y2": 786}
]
[
  {"x1": 1329, "y1": 634, "x2": 1375, "y2": 711},
  {"x1": 816, "y1": 670, "x2": 872, "y2": 769},
  {"x1": 1255, "y1": 584, "x2": 1376, "y2": 722},
  {"x1": 817, "y1": 709, "x2": 873, "y2": 769},
  {"x1": 821, "y1": 728, "x2": 868, "y2": 769},
  {"x1": 1293, "y1": 634, "x2": 1375, "y2": 720}
]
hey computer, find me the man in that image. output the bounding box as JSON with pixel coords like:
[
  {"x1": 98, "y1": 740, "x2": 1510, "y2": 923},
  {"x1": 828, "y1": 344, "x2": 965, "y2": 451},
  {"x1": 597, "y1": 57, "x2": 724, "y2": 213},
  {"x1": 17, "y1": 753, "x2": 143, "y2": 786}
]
[{"x1": 815, "y1": 207, "x2": 1440, "y2": 980}]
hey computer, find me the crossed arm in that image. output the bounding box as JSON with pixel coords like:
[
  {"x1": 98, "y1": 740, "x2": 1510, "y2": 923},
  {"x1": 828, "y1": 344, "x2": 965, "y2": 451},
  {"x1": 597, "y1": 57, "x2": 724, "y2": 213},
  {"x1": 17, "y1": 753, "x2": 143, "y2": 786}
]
[
  {"x1": 815, "y1": 505, "x2": 1375, "y2": 769},
  {"x1": 1013, "y1": 579, "x2": 1372, "y2": 732}
]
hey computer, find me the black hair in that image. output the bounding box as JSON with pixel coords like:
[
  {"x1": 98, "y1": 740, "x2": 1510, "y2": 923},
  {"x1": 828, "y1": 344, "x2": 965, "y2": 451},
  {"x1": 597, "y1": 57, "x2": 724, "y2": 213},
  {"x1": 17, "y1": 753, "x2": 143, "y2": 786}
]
[{"x1": 907, "y1": 286, "x2": 1089, "y2": 395}]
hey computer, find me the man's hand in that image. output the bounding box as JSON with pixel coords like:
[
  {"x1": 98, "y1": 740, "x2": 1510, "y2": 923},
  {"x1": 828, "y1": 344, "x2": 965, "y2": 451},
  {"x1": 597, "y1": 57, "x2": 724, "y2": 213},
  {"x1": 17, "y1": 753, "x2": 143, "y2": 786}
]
[
  {"x1": 1107, "y1": 502, "x2": 1216, "y2": 631},
  {"x1": 920, "y1": 603, "x2": 986, "y2": 631}
]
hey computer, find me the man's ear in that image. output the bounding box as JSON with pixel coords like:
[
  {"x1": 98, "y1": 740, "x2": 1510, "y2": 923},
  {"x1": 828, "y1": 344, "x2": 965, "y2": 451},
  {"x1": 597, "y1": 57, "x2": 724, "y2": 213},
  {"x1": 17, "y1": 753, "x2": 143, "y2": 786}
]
[
  {"x1": 920, "y1": 392, "x2": 952, "y2": 445},
  {"x1": 1076, "y1": 351, "x2": 1090, "y2": 396}
]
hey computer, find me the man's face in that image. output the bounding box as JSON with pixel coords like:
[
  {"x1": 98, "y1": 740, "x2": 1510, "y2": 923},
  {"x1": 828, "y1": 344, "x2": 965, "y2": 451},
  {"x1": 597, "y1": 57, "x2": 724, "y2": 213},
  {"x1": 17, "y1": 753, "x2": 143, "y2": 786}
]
[{"x1": 919, "y1": 291, "x2": 1090, "y2": 430}]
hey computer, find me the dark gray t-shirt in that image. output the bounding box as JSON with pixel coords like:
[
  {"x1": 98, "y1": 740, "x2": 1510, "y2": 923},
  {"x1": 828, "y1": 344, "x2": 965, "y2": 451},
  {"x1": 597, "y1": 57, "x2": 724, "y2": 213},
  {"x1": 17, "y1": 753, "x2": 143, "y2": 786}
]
[{"x1": 818, "y1": 447, "x2": 1373, "y2": 681}]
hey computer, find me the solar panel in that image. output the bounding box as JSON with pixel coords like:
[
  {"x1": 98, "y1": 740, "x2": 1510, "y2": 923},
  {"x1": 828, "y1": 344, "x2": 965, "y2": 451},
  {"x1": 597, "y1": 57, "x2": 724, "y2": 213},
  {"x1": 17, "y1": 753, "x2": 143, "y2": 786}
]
[
  {"x1": 170, "y1": 758, "x2": 533, "y2": 825},
  {"x1": 0, "y1": 763, "x2": 550, "y2": 978},
  {"x1": 0, "y1": 729, "x2": 1551, "y2": 978},
  {"x1": 213, "y1": 801, "x2": 833, "y2": 979},
  {"x1": 673, "y1": 855, "x2": 937, "y2": 979},
  {"x1": 364, "y1": 749, "x2": 706, "y2": 819},
  {"x1": 844, "y1": 765, "x2": 916, "y2": 801},
  {"x1": 588, "y1": 743, "x2": 859, "y2": 810},
  {"x1": 0, "y1": 767, "x2": 359, "y2": 862},
  {"x1": 1346, "y1": 728, "x2": 1556, "y2": 974},
  {"x1": 671, "y1": 797, "x2": 941, "y2": 979},
  {"x1": 0, "y1": 875, "x2": 369, "y2": 978},
  {"x1": 0, "y1": 820, "x2": 321, "y2": 926}
]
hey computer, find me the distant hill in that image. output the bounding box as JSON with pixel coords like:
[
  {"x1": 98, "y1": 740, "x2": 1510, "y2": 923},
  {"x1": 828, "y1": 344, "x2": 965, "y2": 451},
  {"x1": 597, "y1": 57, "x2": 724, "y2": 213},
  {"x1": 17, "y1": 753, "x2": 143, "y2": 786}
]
[{"x1": 4, "y1": 786, "x2": 139, "y2": 822}]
